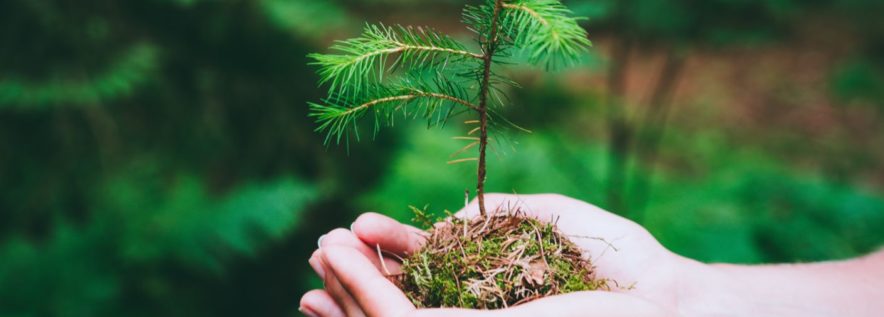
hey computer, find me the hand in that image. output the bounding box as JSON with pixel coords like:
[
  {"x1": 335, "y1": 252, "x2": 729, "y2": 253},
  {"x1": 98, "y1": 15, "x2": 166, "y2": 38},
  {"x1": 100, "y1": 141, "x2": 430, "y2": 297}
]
[
  {"x1": 300, "y1": 194, "x2": 689, "y2": 316},
  {"x1": 301, "y1": 193, "x2": 884, "y2": 317}
]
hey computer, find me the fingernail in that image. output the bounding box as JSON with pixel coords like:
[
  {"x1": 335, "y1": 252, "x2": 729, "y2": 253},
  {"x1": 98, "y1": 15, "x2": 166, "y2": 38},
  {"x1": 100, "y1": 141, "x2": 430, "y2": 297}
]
[
  {"x1": 317, "y1": 234, "x2": 326, "y2": 248},
  {"x1": 308, "y1": 256, "x2": 326, "y2": 279},
  {"x1": 349, "y1": 222, "x2": 356, "y2": 234},
  {"x1": 299, "y1": 306, "x2": 319, "y2": 317}
]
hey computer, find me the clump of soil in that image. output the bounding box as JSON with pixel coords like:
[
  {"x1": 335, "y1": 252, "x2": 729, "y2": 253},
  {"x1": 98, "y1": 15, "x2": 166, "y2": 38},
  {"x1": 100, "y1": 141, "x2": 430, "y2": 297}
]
[{"x1": 392, "y1": 211, "x2": 610, "y2": 309}]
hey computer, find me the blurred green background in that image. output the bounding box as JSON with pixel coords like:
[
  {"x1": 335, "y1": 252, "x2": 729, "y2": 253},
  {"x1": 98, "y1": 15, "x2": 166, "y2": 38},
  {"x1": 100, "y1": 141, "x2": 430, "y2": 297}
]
[{"x1": 1, "y1": 0, "x2": 883, "y2": 316}]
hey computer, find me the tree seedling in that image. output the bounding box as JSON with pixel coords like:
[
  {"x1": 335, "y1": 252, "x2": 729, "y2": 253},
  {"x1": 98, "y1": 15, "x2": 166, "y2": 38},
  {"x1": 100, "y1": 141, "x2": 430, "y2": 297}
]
[{"x1": 309, "y1": 0, "x2": 609, "y2": 309}]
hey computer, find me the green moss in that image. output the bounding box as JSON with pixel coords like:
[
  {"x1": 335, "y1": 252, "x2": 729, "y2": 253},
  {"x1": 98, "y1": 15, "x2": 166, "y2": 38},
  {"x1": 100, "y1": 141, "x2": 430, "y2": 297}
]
[{"x1": 394, "y1": 214, "x2": 609, "y2": 309}]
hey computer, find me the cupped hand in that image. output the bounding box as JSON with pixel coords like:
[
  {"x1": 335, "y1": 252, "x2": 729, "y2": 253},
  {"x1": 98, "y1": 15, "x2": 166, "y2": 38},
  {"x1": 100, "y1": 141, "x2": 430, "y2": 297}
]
[{"x1": 299, "y1": 194, "x2": 696, "y2": 317}]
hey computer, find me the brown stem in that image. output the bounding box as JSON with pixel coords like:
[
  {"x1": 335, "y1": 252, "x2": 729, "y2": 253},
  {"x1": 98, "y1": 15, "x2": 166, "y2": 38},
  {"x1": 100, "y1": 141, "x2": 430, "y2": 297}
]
[{"x1": 476, "y1": 0, "x2": 505, "y2": 217}]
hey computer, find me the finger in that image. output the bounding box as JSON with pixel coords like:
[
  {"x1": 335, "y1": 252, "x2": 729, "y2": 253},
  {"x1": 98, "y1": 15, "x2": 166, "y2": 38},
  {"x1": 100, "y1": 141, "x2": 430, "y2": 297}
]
[
  {"x1": 320, "y1": 228, "x2": 402, "y2": 274},
  {"x1": 300, "y1": 290, "x2": 346, "y2": 317},
  {"x1": 323, "y1": 246, "x2": 415, "y2": 317},
  {"x1": 309, "y1": 250, "x2": 326, "y2": 279},
  {"x1": 410, "y1": 292, "x2": 672, "y2": 317},
  {"x1": 351, "y1": 212, "x2": 427, "y2": 256},
  {"x1": 318, "y1": 250, "x2": 366, "y2": 317}
]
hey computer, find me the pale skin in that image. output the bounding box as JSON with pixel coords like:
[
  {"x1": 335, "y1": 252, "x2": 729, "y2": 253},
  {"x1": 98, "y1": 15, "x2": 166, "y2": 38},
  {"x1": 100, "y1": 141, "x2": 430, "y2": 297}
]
[{"x1": 300, "y1": 194, "x2": 884, "y2": 317}]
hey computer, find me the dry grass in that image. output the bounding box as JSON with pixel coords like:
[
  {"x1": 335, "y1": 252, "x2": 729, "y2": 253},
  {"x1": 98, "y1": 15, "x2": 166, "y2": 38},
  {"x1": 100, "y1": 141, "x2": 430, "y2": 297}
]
[{"x1": 390, "y1": 209, "x2": 610, "y2": 309}]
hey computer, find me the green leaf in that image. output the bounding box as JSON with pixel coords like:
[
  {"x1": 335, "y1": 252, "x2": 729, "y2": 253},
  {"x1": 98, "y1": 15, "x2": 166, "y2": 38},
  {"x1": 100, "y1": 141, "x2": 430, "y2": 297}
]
[
  {"x1": 309, "y1": 24, "x2": 482, "y2": 100},
  {"x1": 499, "y1": 0, "x2": 592, "y2": 68},
  {"x1": 310, "y1": 74, "x2": 478, "y2": 145}
]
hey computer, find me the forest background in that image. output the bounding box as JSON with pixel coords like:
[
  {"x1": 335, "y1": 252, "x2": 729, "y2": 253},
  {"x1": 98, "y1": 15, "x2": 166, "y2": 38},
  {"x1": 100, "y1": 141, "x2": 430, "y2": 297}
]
[{"x1": 1, "y1": 0, "x2": 883, "y2": 316}]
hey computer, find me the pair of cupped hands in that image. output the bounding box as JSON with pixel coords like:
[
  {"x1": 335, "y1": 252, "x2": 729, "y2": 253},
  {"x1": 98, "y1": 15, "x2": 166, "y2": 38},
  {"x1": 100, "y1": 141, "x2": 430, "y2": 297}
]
[{"x1": 300, "y1": 194, "x2": 713, "y2": 317}]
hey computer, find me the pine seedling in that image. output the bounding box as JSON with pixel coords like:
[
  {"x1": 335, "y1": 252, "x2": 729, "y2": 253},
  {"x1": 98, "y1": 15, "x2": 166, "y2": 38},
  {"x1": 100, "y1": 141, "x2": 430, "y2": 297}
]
[
  {"x1": 308, "y1": 0, "x2": 607, "y2": 309},
  {"x1": 309, "y1": 0, "x2": 590, "y2": 216}
]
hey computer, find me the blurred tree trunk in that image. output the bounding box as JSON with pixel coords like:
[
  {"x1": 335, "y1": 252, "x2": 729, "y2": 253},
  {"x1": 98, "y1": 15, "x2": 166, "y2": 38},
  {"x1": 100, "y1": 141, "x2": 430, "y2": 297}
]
[
  {"x1": 604, "y1": 35, "x2": 634, "y2": 214},
  {"x1": 630, "y1": 48, "x2": 687, "y2": 219}
]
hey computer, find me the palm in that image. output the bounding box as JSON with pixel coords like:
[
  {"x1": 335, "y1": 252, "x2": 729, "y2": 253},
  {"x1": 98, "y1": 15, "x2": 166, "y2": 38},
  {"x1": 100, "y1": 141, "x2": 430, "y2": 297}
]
[
  {"x1": 303, "y1": 193, "x2": 682, "y2": 317},
  {"x1": 488, "y1": 194, "x2": 682, "y2": 311}
]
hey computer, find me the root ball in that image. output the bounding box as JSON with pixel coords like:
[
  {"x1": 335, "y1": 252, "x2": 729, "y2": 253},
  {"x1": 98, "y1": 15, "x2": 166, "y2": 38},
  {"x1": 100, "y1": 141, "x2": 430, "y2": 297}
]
[{"x1": 392, "y1": 211, "x2": 609, "y2": 309}]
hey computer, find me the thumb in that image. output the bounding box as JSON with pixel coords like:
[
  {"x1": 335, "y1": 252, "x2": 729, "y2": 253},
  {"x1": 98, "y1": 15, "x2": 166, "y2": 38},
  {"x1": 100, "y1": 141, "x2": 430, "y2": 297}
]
[
  {"x1": 322, "y1": 246, "x2": 415, "y2": 317},
  {"x1": 352, "y1": 212, "x2": 427, "y2": 256}
]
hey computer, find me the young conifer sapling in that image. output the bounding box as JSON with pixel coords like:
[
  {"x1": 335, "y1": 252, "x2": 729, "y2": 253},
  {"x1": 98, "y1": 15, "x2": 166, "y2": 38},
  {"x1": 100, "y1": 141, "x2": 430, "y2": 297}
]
[{"x1": 309, "y1": 0, "x2": 610, "y2": 309}]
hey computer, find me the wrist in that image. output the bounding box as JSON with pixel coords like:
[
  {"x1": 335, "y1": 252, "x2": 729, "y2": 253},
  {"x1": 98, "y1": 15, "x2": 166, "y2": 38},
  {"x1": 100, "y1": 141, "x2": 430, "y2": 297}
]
[{"x1": 675, "y1": 255, "x2": 883, "y2": 317}]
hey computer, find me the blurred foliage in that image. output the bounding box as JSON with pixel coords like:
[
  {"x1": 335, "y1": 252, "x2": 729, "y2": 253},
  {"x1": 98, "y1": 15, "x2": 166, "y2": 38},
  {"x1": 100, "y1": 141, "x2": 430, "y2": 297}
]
[
  {"x1": 0, "y1": 0, "x2": 390, "y2": 316},
  {"x1": 0, "y1": 0, "x2": 882, "y2": 316},
  {"x1": 831, "y1": 58, "x2": 884, "y2": 109},
  {"x1": 96, "y1": 166, "x2": 317, "y2": 270},
  {"x1": 572, "y1": 0, "x2": 799, "y2": 46},
  {"x1": 0, "y1": 172, "x2": 315, "y2": 316},
  {"x1": 262, "y1": 0, "x2": 350, "y2": 38},
  {"x1": 0, "y1": 44, "x2": 158, "y2": 108},
  {"x1": 360, "y1": 124, "x2": 884, "y2": 264}
]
